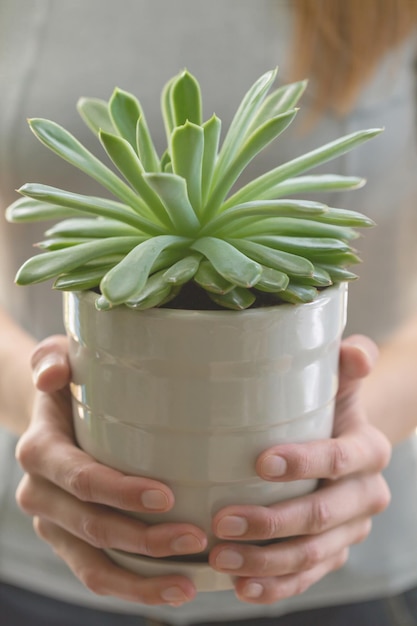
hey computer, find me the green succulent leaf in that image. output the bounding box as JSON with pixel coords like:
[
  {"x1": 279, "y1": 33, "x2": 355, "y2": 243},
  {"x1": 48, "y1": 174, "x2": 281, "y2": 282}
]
[
  {"x1": 316, "y1": 264, "x2": 358, "y2": 282},
  {"x1": 99, "y1": 130, "x2": 171, "y2": 228},
  {"x1": 276, "y1": 283, "x2": 318, "y2": 304},
  {"x1": 95, "y1": 295, "x2": 113, "y2": 310},
  {"x1": 190, "y1": 236, "x2": 262, "y2": 287},
  {"x1": 251, "y1": 235, "x2": 351, "y2": 257},
  {"x1": 292, "y1": 266, "x2": 332, "y2": 287},
  {"x1": 224, "y1": 216, "x2": 358, "y2": 240},
  {"x1": 224, "y1": 128, "x2": 383, "y2": 208},
  {"x1": 109, "y1": 87, "x2": 144, "y2": 151},
  {"x1": 201, "y1": 115, "x2": 222, "y2": 205},
  {"x1": 208, "y1": 287, "x2": 256, "y2": 310},
  {"x1": 16, "y1": 236, "x2": 143, "y2": 285},
  {"x1": 126, "y1": 270, "x2": 172, "y2": 309},
  {"x1": 53, "y1": 264, "x2": 115, "y2": 291},
  {"x1": 247, "y1": 80, "x2": 307, "y2": 133},
  {"x1": 150, "y1": 247, "x2": 187, "y2": 273},
  {"x1": 308, "y1": 250, "x2": 361, "y2": 265},
  {"x1": 6, "y1": 197, "x2": 90, "y2": 223},
  {"x1": 100, "y1": 235, "x2": 189, "y2": 304},
  {"x1": 160, "y1": 149, "x2": 173, "y2": 173},
  {"x1": 162, "y1": 254, "x2": 202, "y2": 285},
  {"x1": 202, "y1": 199, "x2": 327, "y2": 236},
  {"x1": 127, "y1": 286, "x2": 179, "y2": 310},
  {"x1": 28, "y1": 118, "x2": 153, "y2": 219},
  {"x1": 229, "y1": 238, "x2": 315, "y2": 278},
  {"x1": 37, "y1": 237, "x2": 92, "y2": 251},
  {"x1": 171, "y1": 122, "x2": 204, "y2": 214},
  {"x1": 9, "y1": 70, "x2": 381, "y2": 309},
  {"x1": 76, "y1": 97, "x2": 115, "y2": 135},
  {"x1": 216, "y1": 69, "x2": 277, "y2": 172},
  {"x1": 313, "y1": 207, "x2": 375, "y2": 227},
  {"x1": 170, "y1": 69, "x2": 203, "y2": 127},
  {"x1": 18, "y1": 183, "x2": 160, "y2": 234},
  {"x1": 45, "y1": 218, "x2": 141, "y2": 239},
  {"x1": 161, "y1": 75, "x2": 176, "y2": 142},
  {"x1": 206, "y1": 108, "x2": 298, "y2": 218},
  {"x1": 144, "y1": 172, "x2": 200, "y2": 235},
  {"x1": 136, "y1": 116, "x2": 160, "y2": 172},
  {"x1": 253, "y1": 266, "x2": 289, "y2": 293},
  {"x1": 270, "y1": 174, "x2": 366, "y2": 199},
  {"x1": 194, "y1": 260, "x2": 235, "y2": 294}
]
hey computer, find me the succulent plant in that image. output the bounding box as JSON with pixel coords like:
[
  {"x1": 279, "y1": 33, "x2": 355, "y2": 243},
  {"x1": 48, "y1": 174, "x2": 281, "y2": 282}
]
[{"x1": 6, "y1": 69, "x2": 380, "y2": 310}]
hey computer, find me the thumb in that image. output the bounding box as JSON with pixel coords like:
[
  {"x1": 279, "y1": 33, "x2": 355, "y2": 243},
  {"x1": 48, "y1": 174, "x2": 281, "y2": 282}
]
[
  {"x1": 337, "y1": 334, "x2": 379, "y2": 401},
  {"x1": 31, "y1": 335, "x2": 71, "y2": 392}
]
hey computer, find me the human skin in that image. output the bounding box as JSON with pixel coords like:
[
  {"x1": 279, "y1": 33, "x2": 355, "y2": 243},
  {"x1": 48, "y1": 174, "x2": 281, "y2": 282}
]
[{"x1": 8, "y1": 317, "x2": 394, "y2": 607}]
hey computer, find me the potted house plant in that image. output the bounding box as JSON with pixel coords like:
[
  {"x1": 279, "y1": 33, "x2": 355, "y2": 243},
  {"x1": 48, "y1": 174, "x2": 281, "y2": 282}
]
[{"x1": 6, "y1": 68, "x2": 380, "y2": 591}]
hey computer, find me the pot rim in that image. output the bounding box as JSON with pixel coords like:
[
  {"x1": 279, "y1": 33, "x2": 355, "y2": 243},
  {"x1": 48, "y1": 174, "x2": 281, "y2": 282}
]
[{"x1": 68, "y1": 282, "x2": 347, "y2": 321}]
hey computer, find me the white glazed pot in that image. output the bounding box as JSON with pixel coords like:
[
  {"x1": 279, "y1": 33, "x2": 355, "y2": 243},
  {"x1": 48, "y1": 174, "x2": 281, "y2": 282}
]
[{"x1": 64, "y1": 282, "x2": 347, "y2": 591}]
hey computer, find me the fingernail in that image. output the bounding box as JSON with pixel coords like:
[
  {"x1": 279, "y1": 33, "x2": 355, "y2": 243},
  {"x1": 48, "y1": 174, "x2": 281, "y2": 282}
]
[
  {"x1": 243, "y1": 582, "x2": 264, "y2": 599},
  {"x1": 261, "y1": 455, "x2": 287, "y2": 478},
  {"x1": 161, "y1": 586, "x2": 188, "y2": 604},
  {"x1": 215, "y1": 549, "x2": 244, "y2": 570},
  {"x1": 217, "y1": 515, "x2": 248, "y2": 537},
  {"x1": 32, "y1": 355, "x2": 65, "y2": 384},
  {"x1": 141, "y1": 490, "x2": 169, "y2": 511},
  {"x1": 171, "y1": 534, "x2": 203, "y2": 554}
]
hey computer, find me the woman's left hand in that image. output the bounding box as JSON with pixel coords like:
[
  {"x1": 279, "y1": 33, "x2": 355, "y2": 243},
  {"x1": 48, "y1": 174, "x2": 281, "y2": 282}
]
[{"x1": 210, "y1": 335, "x2": 392, "y2": 604}]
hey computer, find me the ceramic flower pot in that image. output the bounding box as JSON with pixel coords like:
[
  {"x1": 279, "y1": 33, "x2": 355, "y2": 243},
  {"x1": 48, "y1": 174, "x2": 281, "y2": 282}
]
[{"x1": 63, "y1": 282, "x2": 347, "y2": 591}]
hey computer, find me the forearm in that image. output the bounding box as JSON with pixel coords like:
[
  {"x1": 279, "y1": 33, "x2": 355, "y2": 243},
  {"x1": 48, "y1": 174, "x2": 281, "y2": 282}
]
[
  {"x1": 361, "y1": 313, "x2": 417, "y2": 445},
  {"x1": 0, "y1": 307, "x2": 36, "y2": 435}
]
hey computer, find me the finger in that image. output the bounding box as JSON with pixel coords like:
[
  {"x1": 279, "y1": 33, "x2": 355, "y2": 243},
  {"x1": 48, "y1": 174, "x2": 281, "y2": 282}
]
[
  {"x1": 33, "y1": 517, "x2": 196, "y2": 606},
  {"x1": 234, "y1": 550, "x2": 349, "y2": 604},
  {"x1": 31, "y1": 335, "x2": 71, "y2": 392},
  {"x1": 256, "y1": 335, "x2": 389, "y2": 483},
  {"x1": 16, "y1": 475, "x2": 207, "y2": 557},
  {"x1": 213, "y1": 474, "x2": 390, "y2": 541},
  {"x1": 210, "y1": 516, "x2": 371, "y2": 578},
  {"x1": 17, "y1": 474, "x2": 207, "y2": 557},
  {"x1": 17, "y1": 438, "x2": 176, "y2": 513},
  {"x1": 337, "y1": 334, "x2": 379, "y2": 401},
  {"x1": 17, "y1": 386, "x2": 177, "y2": 513},
  {"x1": 256, "y1": 421, "x2": 391, "y2": 482}
]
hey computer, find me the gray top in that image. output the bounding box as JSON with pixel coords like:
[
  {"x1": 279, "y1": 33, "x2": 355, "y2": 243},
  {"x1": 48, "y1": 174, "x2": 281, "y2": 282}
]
[{"x1": 1, "y1": 1, "x2": 417, "y2": 623}]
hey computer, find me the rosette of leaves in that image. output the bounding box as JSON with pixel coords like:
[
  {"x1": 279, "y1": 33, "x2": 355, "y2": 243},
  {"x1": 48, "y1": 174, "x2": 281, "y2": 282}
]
[{"x1": 6, "y1": 69, "x2": 380, "y2": 310}]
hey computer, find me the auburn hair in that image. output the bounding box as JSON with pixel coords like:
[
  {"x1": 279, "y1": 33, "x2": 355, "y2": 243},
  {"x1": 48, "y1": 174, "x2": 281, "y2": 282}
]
[{"x1": 290, "y1": 0, "x2": 417, "y2": 115}]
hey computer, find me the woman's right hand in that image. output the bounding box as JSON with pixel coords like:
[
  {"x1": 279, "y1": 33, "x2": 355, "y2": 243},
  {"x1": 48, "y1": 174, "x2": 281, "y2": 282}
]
[{"x1": 15, "y1": 335, "x2": 206, "y2": 606}]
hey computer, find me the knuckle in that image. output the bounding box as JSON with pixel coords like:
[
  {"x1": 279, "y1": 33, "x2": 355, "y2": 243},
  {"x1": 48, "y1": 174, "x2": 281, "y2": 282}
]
[
  {"x1": 299, "y1": 539, "x2": 323, "y2": 569},
  {"x1": 371, "y1": 476, "x2": 391, "y2": 514},
  {"x1": 294, "y1": 571, "x2": 315, "y2": 596},
  {"x1": 76, "y1": 566, "x2": 107, "y2": 596},
  {"x1": 309, "y1": 497, "x2": 332, "y2": 533},
  {"x1": 33, "y1": 516, "x2": 49, "y2": 541},
  {"x1": 333, "y1": 548, "x2": 349, "y2": 571},
  {"x1": 140, "y1": 528, "x2": 155, "y2": 557},
  {"x1": 293, "y1": 450, "x2": 312, "y2": 478},
  {"x1": 262, "y1": 510, "x2": 283, "y2": 540},
  {"x1": 282, "y1": 571, "x2": 315, "y2": 599},
  {"x1": 329, "y1": 439, "x2": 350, "y2": 478},
  {"x1": 255, "y1": 548, "x2": 272, "y2": 575},
  {"x1": 15, "y1": 476, "x2": 36, "y2": 514},
  {"x1": 15, "y1": 432, "x2": 44, "y2": 472},
  {"x1": 81, "y1": 515, "x2": 108, "y2": 549},
  {"x1": 356, "y1": 518, "x2": 373, "y2": 544},
  {"x1": 66, "y1": 464, "x2": 95, "y2": 501},
  {"x1": 374, "y1": 435, "x2": 392, "y2": 471}
]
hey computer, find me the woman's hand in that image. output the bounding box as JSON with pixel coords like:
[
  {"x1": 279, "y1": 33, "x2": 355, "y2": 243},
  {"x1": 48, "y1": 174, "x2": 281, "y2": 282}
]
[
  {"x1": 210, "y1": 335, "x2": 392, "y2": 604},
  {"x1": 15, "y1": 336, "x2": 206, "y2": 607}
]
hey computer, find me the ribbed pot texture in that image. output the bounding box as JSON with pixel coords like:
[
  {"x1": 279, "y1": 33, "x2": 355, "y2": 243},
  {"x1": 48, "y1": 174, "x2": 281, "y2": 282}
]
[{"x1": 64, "y1": 283, "x2": 347, "y2": 589}]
